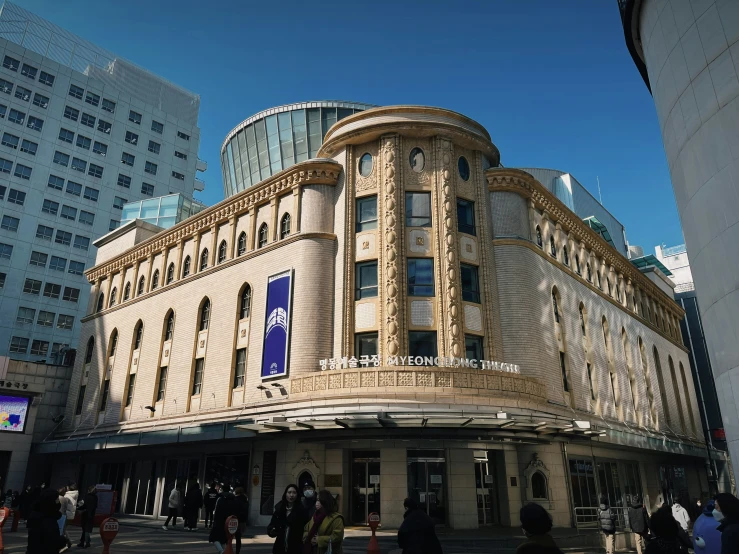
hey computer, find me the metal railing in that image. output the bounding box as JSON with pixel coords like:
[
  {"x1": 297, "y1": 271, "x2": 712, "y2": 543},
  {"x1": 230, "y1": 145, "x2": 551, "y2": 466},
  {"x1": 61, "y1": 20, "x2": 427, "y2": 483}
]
[{"x1": 574, "y1": 506, "x2": 629, "y2": 530}]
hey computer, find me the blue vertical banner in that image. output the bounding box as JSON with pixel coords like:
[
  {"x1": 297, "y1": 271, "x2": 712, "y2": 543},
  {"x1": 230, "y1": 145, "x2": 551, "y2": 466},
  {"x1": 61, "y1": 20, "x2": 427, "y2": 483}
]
[{"x1": 261, "y1": 269, "x2": 293, "y2": 379}]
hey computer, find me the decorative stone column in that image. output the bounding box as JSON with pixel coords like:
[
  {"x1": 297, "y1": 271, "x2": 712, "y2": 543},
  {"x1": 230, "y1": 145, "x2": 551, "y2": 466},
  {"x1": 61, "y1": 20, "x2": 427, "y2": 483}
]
[
  {"x1": 228, "y1": 215, "x2": 237, "y2": 259},
  {"x1": 89, "y1": 277, "x2": 102, "y2": 314},
  {"x1": 145, "y1": 252, "x2": 155, "y2": 289},
  {"x1": 249, "y1": 207, "x2": 257, "y2": 251},
  {"x1": 130, "y1": 262, "x2": 140, "y2": 299},
  {"x1": 382, "y1": 135, "x2": 402, "y2": 358},
  {"x1": 293, "y1": 187, "x2": 302, "y2": 233},
  {"x1": 270, "y1": 197, "x2": 279, "y2": 242},
  {"x1": 209, "y1": 224, "x2": 218, "y2": 266},
  {"x1": 175, "y1": 239, "x2": 184, "y2": 279},
  {"x1": 192, "y1": 234, "x2": 201, "y2": 274}
]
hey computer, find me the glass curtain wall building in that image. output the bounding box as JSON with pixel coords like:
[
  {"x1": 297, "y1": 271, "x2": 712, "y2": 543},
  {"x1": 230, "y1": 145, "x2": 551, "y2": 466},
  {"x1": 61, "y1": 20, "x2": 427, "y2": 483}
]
[
  {"x1": 221, "y1": 101, "x2": 375, "y2": 196},
  {"x1": 121, "y1": 194, "x2": 205, "y2": 230}
]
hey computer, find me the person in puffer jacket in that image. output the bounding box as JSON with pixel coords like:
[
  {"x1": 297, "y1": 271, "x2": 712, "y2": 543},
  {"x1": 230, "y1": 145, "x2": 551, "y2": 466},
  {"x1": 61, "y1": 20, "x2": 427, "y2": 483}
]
[
  {"x1": 672, "y1": 500, "x2": 691, "y2": 532},
  {"x1": 629, "y1": 494, "x2": 650, "y2": 554},
  {"x1": 693, "y1": 499, "x2": 722, "y2": 554},
  {"x1": 598, "y1": 495, "x2": 617, "y2": 554}
]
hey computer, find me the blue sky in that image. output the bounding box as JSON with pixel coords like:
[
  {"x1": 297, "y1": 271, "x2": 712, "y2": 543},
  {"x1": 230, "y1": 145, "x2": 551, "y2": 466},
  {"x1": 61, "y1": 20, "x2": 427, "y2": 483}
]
[{"x1": 17, "y1": 0, "x2": 682, "y2": 252}]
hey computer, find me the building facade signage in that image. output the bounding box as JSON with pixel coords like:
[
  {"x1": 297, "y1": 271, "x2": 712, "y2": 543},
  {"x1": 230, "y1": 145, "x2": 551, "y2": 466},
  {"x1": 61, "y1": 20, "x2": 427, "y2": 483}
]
[
  {"x1": 318, "y1": 356, "x2": 521, "y2": 373},
  {"x1": 261, "y1": 270, "x2": 293, "y2": 379}
]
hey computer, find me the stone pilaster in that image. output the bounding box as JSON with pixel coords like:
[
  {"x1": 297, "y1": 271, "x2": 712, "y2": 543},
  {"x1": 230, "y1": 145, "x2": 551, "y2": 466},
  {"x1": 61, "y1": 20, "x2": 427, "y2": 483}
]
[{"x1": 382, "y1": 135, "x2": 401, "y2": 358}]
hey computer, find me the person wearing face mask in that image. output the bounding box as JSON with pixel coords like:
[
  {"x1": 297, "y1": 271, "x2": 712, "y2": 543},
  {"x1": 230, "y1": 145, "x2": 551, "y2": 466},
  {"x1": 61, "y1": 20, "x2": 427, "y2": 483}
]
[
  {"x1": 515, "y1": 502, "x2": 563, "y2": 554},
  {"x1": 268, "y1": 484, "x2": 310, "y2": 554},
  {"x1": 397, "y1": 498, "x2": 442, "y2": 554},
  {"x1": 693, "y1": 499, "x2": 722, "y2": 554},
  {"x1": 301, "y1": 481, "x2": 317, "y2": 518},
  {"x1": 714, "y1": 493, "x2": 739, "y2": 554}
]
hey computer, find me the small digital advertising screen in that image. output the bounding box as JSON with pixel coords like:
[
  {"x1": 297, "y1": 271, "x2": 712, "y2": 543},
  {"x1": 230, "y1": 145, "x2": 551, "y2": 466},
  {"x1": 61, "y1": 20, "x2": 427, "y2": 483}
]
[{"x1": 0, "y1": 394, "x2": 31, "y2": 433}]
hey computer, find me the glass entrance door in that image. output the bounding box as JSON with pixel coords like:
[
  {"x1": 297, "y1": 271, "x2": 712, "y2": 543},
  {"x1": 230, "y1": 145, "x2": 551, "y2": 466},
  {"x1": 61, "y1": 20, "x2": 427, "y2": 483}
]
[
  {"x1": 160, "y1": 458, "x2": 200, "y2": 516},
  {"x1": 407, "y1": 450, "x2": 446, "y2": 525},
  {"x1": 350, "y1": 451, "x2": 381, "y2": 525},
  {"x1": 474, "y1": 452, "x2": 496, "y2": 525}
]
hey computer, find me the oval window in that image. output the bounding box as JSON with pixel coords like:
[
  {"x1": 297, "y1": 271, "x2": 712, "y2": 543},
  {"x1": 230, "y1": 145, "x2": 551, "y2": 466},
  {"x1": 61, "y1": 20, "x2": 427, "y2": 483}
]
[
  {"x1": 359, "y1": 153, "x2": 373, "y2": 177},
  {"x1": 409, "y1": 147, "x2": 425, "y2": 173},
  {"x1": 458, "y1": 156, "x2": 470, "y2": 181}
]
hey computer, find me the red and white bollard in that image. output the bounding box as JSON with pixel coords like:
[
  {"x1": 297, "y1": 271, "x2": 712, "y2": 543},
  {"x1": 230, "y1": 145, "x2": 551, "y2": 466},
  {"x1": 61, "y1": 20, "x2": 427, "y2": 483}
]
[
  {"x1": 99, "y1": 517, "x2": 119, "y2": 554},
  {"x1": 0, "y1": 507, "x2": 10, "y2": 554},
  {"x1": 367, "y1": 512, "x2": 380, "y2": 554},
  {"x1": 223, "y1": 515, "x2": 239, "y2": 554}
]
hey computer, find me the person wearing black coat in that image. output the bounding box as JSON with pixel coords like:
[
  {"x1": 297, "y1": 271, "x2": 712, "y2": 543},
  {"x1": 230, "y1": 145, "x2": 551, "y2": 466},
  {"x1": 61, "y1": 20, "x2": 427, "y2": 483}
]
[
  {"x1": 204, "y1": 483, "x2": 220, "y2": 529},
  {"x1": 628, "y1": 494, "x2": 650, "y2": 554},
  {"x1": 184, "y1": 481, "x2": 204, "y2": 531},
  {"x1": 77, "y1": 485, "x2": 99, "y2": 548},
  {"x1": 516, "y1": 502, "x2": 564, "y2": 554},
  {"x1": 397, "y1": 498, "x2": 443, "y2": 554},
  {"x1": 18, "y1": 486, "x2": 32, "y2": 522},
  {"x1": 598, "y1": 496, "x2": 617, "y2": 554},
  {"x1": 268, "y1": 484, "x2": 310, "y2": 554},
  {"x1": 715, "y1": 492, "x2": 739, "y2": 554},
  {"x1": 233, "y1": 487, "x2": 249, "y2": 554},
  {"x1": 645, "y1": 505, "x2": 689, "y2": 554},
  {"x1": 26, "y1": 489, "x2": 67, "y2": 554},
  {"x1": 209, "y1": 491, "x2": 237, "y2": 551}
]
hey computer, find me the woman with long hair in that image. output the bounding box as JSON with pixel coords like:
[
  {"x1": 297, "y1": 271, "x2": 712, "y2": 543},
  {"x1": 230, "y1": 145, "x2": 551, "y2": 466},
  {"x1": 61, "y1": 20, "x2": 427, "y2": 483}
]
[
  {"x1": 302, "y1": 490, "x2": 344, "y2": 554},
  {"x1": 268, "y1": 484, "x2": 309, "y2": 554}
]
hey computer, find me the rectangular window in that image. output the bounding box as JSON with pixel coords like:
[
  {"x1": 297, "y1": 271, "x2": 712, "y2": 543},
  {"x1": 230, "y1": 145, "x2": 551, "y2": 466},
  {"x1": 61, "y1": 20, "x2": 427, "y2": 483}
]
[
  {"x1": 73, "y1": 235, "x2": 90, "y2": 250},
  {"x1": 23, "y1": 278, "x2": 41, "y2": 294},
  {"x1": 407, "y1": 258, "x2": 434, "y2": 296},
  {"x1": 405, "y1": 192, "x2": 432, "y2": 227},
  {"x1": 42, "y1": 199, "x2": 59, "y2": 215},
  {"x1": 30, "y1": 340, "x2": 49, "y2": 356},
  {"x1": 17, "y1": 307, "x2": 35, "y2": 324},
  {"x1": 0, "y1": 184, "x2": 4, "y2": 199},
  {"x1": 6, "y1": 189, "x2": 23, "y2": 205},
  {"x1": 99, "y1": 379, "x2": 110, "y2": 411},
  {"x1": 355, "y1": 332, "x2": 378, "y2": 358},
  {"x1": 125, "y1": 373, "x2": 136, "y2": 406},
  {"x1": 97, "y1": 119, "x2": 111, "y2": 134},
  {"x1": 121, "y1": 152, "x2": 135, "y2": 166},
  {"x1": 0, "y1": 78, "x2": 12, "y2": 94},
  {"x1": 27, "y1": 115, "x2": 43, "y2": 131},
  {"x1": 68, "y1": 260, "x2": 84, "y2": 275},
  {"x1": 109, "y1": 219, "x2": 119, "y2": 231},
  {"x1": 80, "y1": 113, "x2": 95, "y2": 128},
  {"x1": 43, "y1": 282, "x2": 61, "y2": 299},
  {"x1": 36, "y1": 224, "x2": 53, "y2": 240},
  {"x1": 51, "y1": 343, "x2": 69, "y2": 357},
  {"x1": 408, "y1": 331, "x2": 438, "y2": 358},
  {"x1": 68, "y1": 84, "x2": 84, "y2": 99},
  {"x1": 58, "y1": 128, "x2": 74, "y2": 144},
  {"x1": 57, "y1": 314, "x2": 74, "y2": 329},
  {"x1": 117, "y1": 174, "x2": 131, "y2": 188},
  {"x1": 14, "y1": 163, "x2": 31, "y2": 179},
  {"x1": 192, "y1": 359, "x2": 204, "y2": 395},
  {"x1": 125, "y1": 131, "x2": 138, "y2": 145},
  {"x1": 1, "y1": 215, "x2": 19, "y2": 231},
  {"x1": 63, "y1": 106, "x2": 79, "y2": 121},
  {"x1": 14, "y1": 85, "x2": 30, "y2": 101},
  {"x1": 151, "y1": 120, "x2": 163, "y2": 134},
  {"x1": 55, "y1": 230, "x2": 71, "y2": 246},
  {"x1": 560, "y1": 351, "x2": 570, "y2": 392},
  {"x1": 30, "y1": 251, "x2": 48, "y2": 267},
  {"x1": 177, "y1": 131, "x2": 190, "y2": 141},
  {"x1": 128, "y1": 110, "x2": 141, "y2": 124},
  {"x1": 356, "y1": 196, "x2": 377, "y2": 232},
  {"x1": 0, "y1": 104, "x2": 6, "y2": 118},
  {"x1": 83, "y1": 186, "x2": 99, "y2": 201},
  {"x1": 71, "y1": 157, "x2": 86, "y2": 172},
  {"x1": 1, "y1": 132, "x2": 18, "y2": 148},
  {"x1": 465, "y1": 335, "x2": 484, "y2": 360},
  {"x1": 32, "y1": 93, "x2": 49, "y2": 108},
  {"x1": 20, "y1": 139, "x2": 37, "y2": 155},
  {"x1": 587, "y1": 363, "x2": 596, "y2": 400},
  {"x1": 66, "y1": 180, "x2": 82, "y2": 196},
  {"x1": 102, "y1": 98, "x2": 115, "y2": 113},
  {"x1": 92, "y1": 141, "x2": 107, "y2": 156},
  {"x1": 2, "y1": 56, "x2": 18, "y2": 71},
  {"x1": 174, "y1": 151, "x2": 187, "y2": 160},
  {"x1": 60, "y1": 205, "x2": 76, "y2": 220},
  {"x1": 63, "y1": 287, "x2": 80, "y2": 302},
  {"x1": 0, "y1": 242, "x2": 12, "y2": 259},
  {"x1": 20, "y1": 64, "x2": 37, "y2": 79},
  {"x1": 460, "y1": 264, "x2": 481, "y2": 303},
  {"x1": 147, "y1": 140, "x2": 160, "y2": 154},
  {"x1": 113, "y1": 196, "x2": 126, "y2": 210},
  {"x1": 74, "y1": 385, "x2": 85, "y2": 415},
  {"x1": 0, "y1": 157, "x2": 11, "y2": 173},
  {"x1": 156, "y1": 367, "x2": 168, "y2": 401},
  {"x1": 37, "y1": 310, "x2": 55, "y2": 327},
  {"x1": 9, "y1": 336, "x2": 29, "y2": 353},
  {"x1": 39, "y1": 71, "x2": 55, "y2": 86},
  {"x1": 79, "y1": 211, "x2": 94, "y2": 226},
  {"x1": 233, "y1": 348, "x2": 246, "y2": 388},
  {"x1": 0, "y1": 272, "x2": 4, "y2": 288},
  {"x1": 355, "y1": 261, "x2": 378, "y2": 299},
  {"x1": 88, "y1": 164, "x2": 103, "y2": 178},
  {"x1": 49, "y1": 255, "x2": 66, "y2": 271},
  {"x1": 141, "y1": 182, "x2": 154, "y2": 196},
  {"x1": 53, "y1": 151, "x2": 70, "y2": 166},
  {"x1": 171, "y1": 171, "x2": 184, "y2": 180},
  {"x1": 75, "y1": 134, "x2": 91, "y2": 150},
  {"x1": 457, "y1": 199, "x2": 476, "y2": 235},
  {"x1": 84, "y1": 91, "x2": 100, "y2": 106},
  {"x1": 145, "y1": 161, "x2": 157, "y2": 175}
]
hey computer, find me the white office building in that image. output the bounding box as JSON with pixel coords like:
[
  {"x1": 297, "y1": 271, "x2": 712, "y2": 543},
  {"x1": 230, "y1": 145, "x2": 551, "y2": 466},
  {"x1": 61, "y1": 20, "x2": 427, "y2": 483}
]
[{"x1": 0, "y1": 2, "x2": 205, "y2": 363}]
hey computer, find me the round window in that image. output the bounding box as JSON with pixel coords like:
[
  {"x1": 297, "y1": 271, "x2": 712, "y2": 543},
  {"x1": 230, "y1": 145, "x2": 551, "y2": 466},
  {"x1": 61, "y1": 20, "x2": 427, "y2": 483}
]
[
  {"x1": 409, "y1": 147, "x2": 425, "y2": 173},
  {"x1": 359, "y1": 153, "x2": 373, "y2": 177},
  {"x1": 458, "y1": 156, "x2": 470, "y2": 181}
]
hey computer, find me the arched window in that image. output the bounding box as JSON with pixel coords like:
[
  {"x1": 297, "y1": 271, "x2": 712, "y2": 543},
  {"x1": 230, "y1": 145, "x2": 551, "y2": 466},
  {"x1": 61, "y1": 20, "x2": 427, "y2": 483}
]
[
  {"x1": 240, "y1": 284, "x2": 252, "y2": 319},
  {"x1": 563, "y1": 246, "x2": 569, "y2": 266},
  {"x1": 579, "y1": 303, "x2": 587, "y2": 336},
  {"x1": 123, "y1": 282, "x2": 131, "y2": 301},
  {"x1": 237, "y1": 232, "x2": 247, "y2": 256},
  {"x1": 165, "y1": 311, "x2": 175, "y2": 341},
  {"x1": 137, "y1": 276, "x2": 145, "y2": 296},
  {"x1": 536, "y1": 226, "x2": 543, "y2": 248},
  {"x1": 133, "y1": 321, "x2": 143, "y2": 350},
  {"x1": 597, "y1": 271, "x2": 602, "y2": 290},
  {"x1": 639, "y1": 338, "x2": 656, "y2": 424},
  {"x1": 531, "y1": 471, "x2": 548, "y2": 499},
  {"x1": 679, "y1": 361, "x2": 697, "y2": 434},
  {"x1": 200, "y1": 249, "x2": 208, "y2": 271},
  {"x1": 552, "y1": 288, "x2": 560, "y2": 323},
  {"x1": 575, "y1": 256, "x2": 581, "y2": 275},
  {"x1": 280, "y1": 213, "x2": 291, "y2": 239},
  {"x1": 108, "y1": 288, "x2": 117, "y2": 308},
  {"x1": 258, "y1": 223, "x2": 268, "y2": 248},
  {"x1": 668, "y1": 356, "x2": 687, "y2": 432},
  {"x1": 653, "y1": 347, "x2": 670, "y2": 426},
  {"x1": 183, "y1": 256, "x2": 191, "y2": 277},
  {"x1": 108, "y1": 330, "x2": 118, "y2": 357},
  {"x1": 199, "y1": 298, "x2": 211, "y2": 331},
  {"x1": 622, "y1": 329, "x2": 637, "y2": 415},
  {"x1": 602, "y1": 317, "x2": 609, "y2": 349},
  {"x1": 218, "y1": 240, "x2": 227, "y2": 264},
  {"x1": 549, "y1": 236, "x2": 556, "y2": 257},
  {"x1": 84, "y1": 337, "x2": 94, "y2": 364},
  {"x1": 96, "y1": 293, "x2": 105, "y2": 312},
  {"x1": 586, "y1": 263, "x2": 592, "y2": 282},
  {"x1": 606, "y1": 279, "x2": 612, "y2": 296},
  {"x1": 167, "y1": 263, "x2": 175, "y2": 284},
  {"x1": 151, "y1": 270, "x2": 159, "y2": 290}
]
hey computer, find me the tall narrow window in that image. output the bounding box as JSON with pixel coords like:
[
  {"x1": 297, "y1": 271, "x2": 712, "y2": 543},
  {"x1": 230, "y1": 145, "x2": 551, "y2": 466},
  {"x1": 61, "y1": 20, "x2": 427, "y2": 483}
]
[
  {"x1": 200, "y1": 299, "x2": 211, "y2": 331},
  {"x1": 165, "y1": 311, "x2": 175, "y2": 341},
  {"x1": 668, "y1": 356, "x2": 686, "y2": 432},
  {"x1": 151, "y1": 270, "x2": 159, "y2": 290},
  {"x1": 99, "y1": 379, "x2": 110, "y2": 411},
  {"x1": 356, "y1": 196, "x2": 377, "y2": 231},
  {"x1": 237, "y1": 232, "x2": 247, "y2": 256},
  {"x1": 536, "y1": 226, "x2": 543, "y2": 248},
  {"x1": 679, "y1": 361, "x2": 697, "y2": 434},
  {"x1": 639, "y1": 338, "x2": 656, "y2": 424},
  {"x1": 200, "y1": 249, "x2": 208, "y2": 271},
  {"x1": 560, "y1": 352, "x2": 570, "y2": 392},
  {"x1": 552, "y1": 290, "x2": 560, "y2": 323},
  {"x1": 575, "y1": 256, "x2": 581, "y2": 275},
  {"x1": 183, "y1": 256, "x2": 191, "y2": 277},
  {"x1": 218, "y1": 240, "x2": 227, "y2": 263},
  {"x1": 84, "y1": 337, "x2": 94, "y2": 364},
  {"x1": 610, "y1": 371, "x2": 619, "y2": 406},
  {"x1": 124, "y1": 373, "x2": 136, "y2": 407},
  {"x1": 563, "y1": 246, "x2": 569, "y2": 266},
  {"x1": 280, "y1": 213, "x2": 291, "y2": 239},
  {"x1": 123, "y1": 282, "x2": 131, "y2": 301},
  {"x1": 549, "y1": 236, "x2": 556, "y2": 257},
  {"x1": 156, "y1": 367, "x2": 168, "y2": 401},
  {"x1": 108, "y1": 330, "x2": 118, "y2": 357},
  {"x1": 258, "y1": 224, "x2": 268, "y2": 248},
  {"x1": 356, "y1": 261, "x2": 378, "y2": 299},
  {"x1": 465, "y1": 335, "x2": 484, "y2": 360},
  {"x1": 74, "y1": 385, "x2": 86, "y2": 415},
  {"x1": 461, "y1": 264, "x2": 480, "y2": 303},
  {"x1": 407, "y1": 259, "x2": 434, "y2": 296},
  {"x1": 602, "y1": 318, "x2": 609, "y2": 349},
  {"x1": 192, "y1": 358, "x2": 204, "y2": 395},
  {"x1": 109, "y1": 288, "x2": 117, "y2": 307},
  {"x1": 233, "y1": 348, "x2": 246, "y2": 388},
  {"x1": 622, "y1": 329, "x2": 638, "y2": 416},
  {"x1": 587, "y1": 363, "x2": 596, "y2": 400},
  {"x1": 166, "y1": 263, "x2": 175, "y2": 284},
  {"x1": 406, "y1": 192, "x2": 432, "y2": 227},
  {"x1": 457, "y1": 199, "x2": 475, "y2": 235},
  {"x1": 137, "y1": 276, "x2": 145, "y2": 296},
  {"x1": 586, "y1": 264, "x2": 592, "y2": 282},
  {"x1": 597, "y1": 271, "x2": 602, "y2": 289},
  {"x1": 240, "y1": 285, "x2": 252, "y2": 319},
  {"x1": 653, "y1": 347, "x2": 670, "y2": 426},
  {"x1": 579, "y1": 303, "x2": 586, "y2": 336},
  {"x1": 96, "y1": 293, "x2": 105, "y2": 312}
]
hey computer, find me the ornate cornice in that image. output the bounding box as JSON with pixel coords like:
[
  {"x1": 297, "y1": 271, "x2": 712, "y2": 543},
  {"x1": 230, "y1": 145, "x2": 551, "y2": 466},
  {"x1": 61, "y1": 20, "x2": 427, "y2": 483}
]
[
  {"x1": 486, "y1": 168, "x2": 685, "y2": 319},
  {"x1": 85, "y1": 159, "x2": 342, "y2": 282}
]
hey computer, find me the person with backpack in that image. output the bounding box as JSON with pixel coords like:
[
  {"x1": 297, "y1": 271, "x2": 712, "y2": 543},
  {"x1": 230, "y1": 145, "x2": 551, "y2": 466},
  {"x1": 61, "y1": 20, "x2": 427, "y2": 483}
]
[
  {"x1": 598, "y1": 495, "x2": 617, "y2": 554},
  {"x1": 629, "y1": 494, "x2": 651, "y2": 554}
]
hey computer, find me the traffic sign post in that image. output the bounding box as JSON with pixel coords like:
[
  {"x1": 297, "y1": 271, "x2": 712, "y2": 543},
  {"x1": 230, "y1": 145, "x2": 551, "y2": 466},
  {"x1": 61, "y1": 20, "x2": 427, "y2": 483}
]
[
  {"x1": 0, "y1": 507, "x2": 10, "y2": 554},
  {"x1": 99, "y1": 517, "x2": 119, "y2": 554},
  {"x1": 223, "y1": 515, "x2": 239, "y2": 554},
  {"x1": 367, "y1": 512, "x2": 380, "y2": 554}
]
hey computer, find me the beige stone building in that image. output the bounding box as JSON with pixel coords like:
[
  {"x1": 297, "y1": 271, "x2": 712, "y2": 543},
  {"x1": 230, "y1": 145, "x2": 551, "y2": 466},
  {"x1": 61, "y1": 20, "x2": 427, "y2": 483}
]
[{"x1": 37, "y1": 106, "x2": 729, "y2": 529}]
